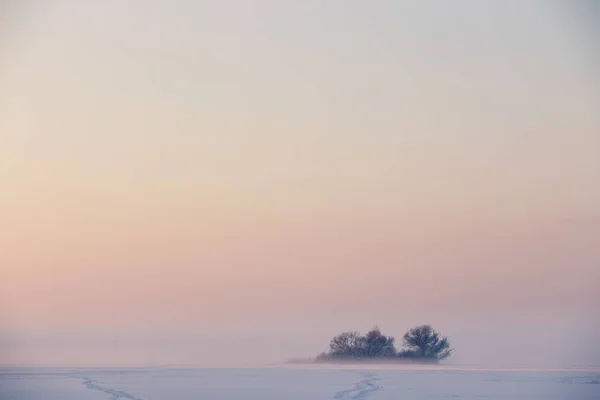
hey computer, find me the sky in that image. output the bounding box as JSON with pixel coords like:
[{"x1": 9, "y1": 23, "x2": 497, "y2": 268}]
[{"x1": 0, "y1": 1, "x2": 599, "y2": 368}]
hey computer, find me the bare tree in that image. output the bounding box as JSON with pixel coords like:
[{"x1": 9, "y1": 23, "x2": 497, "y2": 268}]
[
  {"x1": 402, "y1": 325, "x2": 452, "y2": 360},
  {"x1": 327, "y1": 327, "x2": 396, "y2": 358},
  {"x1": 316, "y1": 324, "x2": 453, "y2": 362},
  {"x1": 364, "y1": 326, "x2": 396, "y2": 357},
  {"x1": 329, "y1": 332, "x2": 366, "y2": 357}
]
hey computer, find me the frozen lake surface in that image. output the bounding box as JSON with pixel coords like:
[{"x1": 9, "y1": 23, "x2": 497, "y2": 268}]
[{"x1": 1, "y1": 366, "x2": 599, "y2": 399}]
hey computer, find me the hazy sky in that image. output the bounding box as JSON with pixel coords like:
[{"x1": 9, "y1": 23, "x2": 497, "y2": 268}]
[{"x1": 1, "y1": 1, "x2": 599, "y2": 367}]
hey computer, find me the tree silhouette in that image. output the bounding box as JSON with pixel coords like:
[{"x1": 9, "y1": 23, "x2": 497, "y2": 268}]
[
  {"x1": 312, "y1": 324, "x2": 453, "y2": 363},
  {"x1": 328, "y1": 327, "x2": 396, "y2": 357},
  {"x1": 329, "y1": 332, "x2": 366, "y2": 357},
  {"x1": 363, "y1": 326, "x2": 396, "y2": 357},
  {"x1": 402, "y1": 325, "x2": 452, "y2": 360}
]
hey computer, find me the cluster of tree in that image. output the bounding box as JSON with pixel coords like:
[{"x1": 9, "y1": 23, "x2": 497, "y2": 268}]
[{"x1": 315, "y1": 325, "x2": 452, "y2": 363}]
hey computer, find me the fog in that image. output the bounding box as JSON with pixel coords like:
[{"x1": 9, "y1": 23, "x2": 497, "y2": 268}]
[
  {"x1": 2, "y1": 218, "x2": 598, "y2": 368},
  {"x1": 1, "y1": 1, "x2": 599, "y2": 369},
  {"x1": 1, "y1": 222, "x2": 599, "y2": 368}
]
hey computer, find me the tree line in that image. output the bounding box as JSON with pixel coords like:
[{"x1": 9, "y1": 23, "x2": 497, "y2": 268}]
[{"x1": 315, "y1": 325, "x2": 452, "y2": 362}]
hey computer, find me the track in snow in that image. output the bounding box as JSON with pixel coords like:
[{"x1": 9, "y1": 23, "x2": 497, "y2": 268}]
[
  {"x1": 80, "y1": 377, "x2": 145, "y2": 400},
  {"x1": 333, "y1": 372, "x2": 382, "y2": 399}
]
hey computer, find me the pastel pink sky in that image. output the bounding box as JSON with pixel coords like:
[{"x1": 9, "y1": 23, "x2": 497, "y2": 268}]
[{"x1": 1, "y1": 1, "x2": 599, "y2": 367}]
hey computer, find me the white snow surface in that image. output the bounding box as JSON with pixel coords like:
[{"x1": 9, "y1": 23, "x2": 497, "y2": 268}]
[{"x1": 1, "y1": 366, "x2": 599, "y2": 399}]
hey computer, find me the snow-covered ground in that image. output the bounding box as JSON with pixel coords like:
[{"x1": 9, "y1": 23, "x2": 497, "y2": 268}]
[{"x1": 1, "y1": 366, "x2": 598, "y2": 399}]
